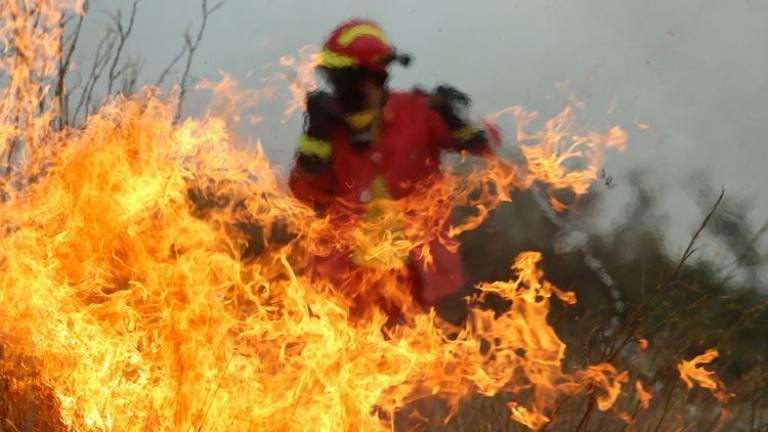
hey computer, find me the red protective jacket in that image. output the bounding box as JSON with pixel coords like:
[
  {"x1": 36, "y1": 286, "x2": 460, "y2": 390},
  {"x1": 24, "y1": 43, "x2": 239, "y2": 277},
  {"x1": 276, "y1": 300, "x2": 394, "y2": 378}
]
[{"x1": 289, "y1": 87, "x2": 497, "y2": 306}]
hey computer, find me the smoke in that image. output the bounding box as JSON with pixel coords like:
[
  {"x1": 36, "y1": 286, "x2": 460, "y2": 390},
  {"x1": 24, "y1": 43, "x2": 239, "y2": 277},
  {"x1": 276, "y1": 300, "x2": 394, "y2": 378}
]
[{"x1": 71, "y1": 0, "x2": 768, "y2": 271}]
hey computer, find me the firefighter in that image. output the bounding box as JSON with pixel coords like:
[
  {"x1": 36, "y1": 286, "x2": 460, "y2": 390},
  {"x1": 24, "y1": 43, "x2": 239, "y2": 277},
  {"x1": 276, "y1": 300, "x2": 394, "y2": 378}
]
[{"x1": 289, "y1": 18, "x2": 500, "y2": 313}]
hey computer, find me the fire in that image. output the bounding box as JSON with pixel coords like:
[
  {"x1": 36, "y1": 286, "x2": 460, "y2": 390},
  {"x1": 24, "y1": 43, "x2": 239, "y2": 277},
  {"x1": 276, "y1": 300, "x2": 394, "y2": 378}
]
[
  {"x1": 635, "y1": 380, "x2": 652, "y2": 409},
  {"x1": 277, "y1": 45, "x2": 321, "y2": 120},
  {"x1": 0, "y1": 0, "x2": 68, "y2": 181},
  {"x1": 636, "y1": 335, "x2": 649, "y2": 350},
  {"x1": 678, "y1": 349, "x2": 731, "y2": 403},
  {"x1": 491, "y1": 105, "x2": 627, "y2": 211},
  {"x1": 0, "y1": 2, "x2": 654, "y2": 431},
  {"x1": 196, "y1": 72, "x2": 277, "y2": 128}
]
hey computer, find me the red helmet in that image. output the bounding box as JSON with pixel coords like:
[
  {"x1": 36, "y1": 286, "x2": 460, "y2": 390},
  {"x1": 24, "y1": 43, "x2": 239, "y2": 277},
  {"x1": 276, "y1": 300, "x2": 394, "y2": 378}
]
[{"x1": 320, "y1": 19, "x2": 409, "y2": 73}]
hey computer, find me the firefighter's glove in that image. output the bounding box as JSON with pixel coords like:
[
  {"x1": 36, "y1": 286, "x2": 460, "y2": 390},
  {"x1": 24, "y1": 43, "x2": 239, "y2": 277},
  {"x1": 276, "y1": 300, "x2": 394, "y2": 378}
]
[
  {"x1": 430, "y1": 85, "x2": 472, "y2": 130},
  {"x1": 305, "y1": 91, "x2": 342, "y2": 141}
]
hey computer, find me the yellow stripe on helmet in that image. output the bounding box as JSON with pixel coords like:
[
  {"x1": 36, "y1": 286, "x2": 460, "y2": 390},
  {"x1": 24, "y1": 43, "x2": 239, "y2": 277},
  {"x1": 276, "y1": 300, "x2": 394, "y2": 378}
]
[
  {"x1": 298, "y1": 135, "x2": 332, "y2": 160},
  {"x1": 319, "y1": 49, "x2": 358, "y2": 68},
  {"x1": 337, "y1": 24, "x2": 389, "y2": 47}
]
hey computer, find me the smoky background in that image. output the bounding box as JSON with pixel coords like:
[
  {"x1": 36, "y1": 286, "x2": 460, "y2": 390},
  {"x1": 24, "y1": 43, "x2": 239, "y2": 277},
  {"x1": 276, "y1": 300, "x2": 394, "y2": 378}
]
[
  {"x1": 69, "y1": 0, "x2": 767, "y2": 283},
  {"x1": 3, "y1": 0, "x2": 767, "y2": 429}
]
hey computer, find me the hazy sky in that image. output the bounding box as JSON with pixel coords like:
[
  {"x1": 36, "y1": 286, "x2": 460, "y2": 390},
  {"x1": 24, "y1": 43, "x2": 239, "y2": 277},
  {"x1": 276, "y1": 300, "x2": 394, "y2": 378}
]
[{"x1": 74, "y1": 0, "x2": 768, "y2": 261}]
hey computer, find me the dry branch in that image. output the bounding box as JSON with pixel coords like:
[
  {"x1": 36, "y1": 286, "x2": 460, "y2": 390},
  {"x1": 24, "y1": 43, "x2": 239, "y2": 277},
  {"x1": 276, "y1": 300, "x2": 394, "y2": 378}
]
[
  {"x1": 174, "y1": 0, "x2": 225, "y2": 123},
  {"x1": 56, "y1": 1, "x2": 89, "y2": 129},
  {"x1": 106, "y1": 0, "x2": 141, "y2": 95}
]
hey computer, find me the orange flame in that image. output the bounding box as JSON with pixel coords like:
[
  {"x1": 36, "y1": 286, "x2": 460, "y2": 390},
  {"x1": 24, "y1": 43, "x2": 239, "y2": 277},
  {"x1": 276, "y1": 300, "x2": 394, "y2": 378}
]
[
  {"x1": 635, "y1": 380, "x2": 653, "y2": 409},
  {"x1": 196, "y1": 72, "x2": 277, "y2": 128},
  {"x1": 637, "y1": 337, "x2": 649, "y2": 350},
  {"x1": 0, "y1": 3, "x2": 640, "y2": 431},
  {"x1": 1, "y1": 0, "x2": 83, "y2": 182},
  {"x1": 492, "y1": 104, "x2": 627, "y2": 211},
  {"x1": 677, "y1": 349, "x2": 731, "y2": 403},
  {"x1": 278, "y1": 45, "x2": 321, "y2": 120}
]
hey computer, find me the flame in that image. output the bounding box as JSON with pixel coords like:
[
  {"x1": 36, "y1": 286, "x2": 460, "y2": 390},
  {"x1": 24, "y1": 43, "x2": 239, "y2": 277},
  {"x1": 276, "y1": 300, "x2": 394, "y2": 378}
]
[
  {"x1": 0, "y1": 3, "x2": 644, "y2": 431},
  {"x1": 677, "y1": 349, "x2": 732, "y2": 405},
  {"x1": 678, "y1": 349, "x2": 720, "y2": 390},
  {"x1": 635, "y1": 121, "x2": 651, "y2": 131},
  {"x1": 491, "y1": 104, "x2": 627, "y2": 211},
  {"x1": 636, "y1": 334, "x2": 649, "y2": 350},
  {"x1": 1, "y1": 0, "x2": 82, "y2": 181},
  {"x1": 277, "y1": 45, "x2": 321, "y2": 120},
  {"x1": 196, "y1": 72, "x2": 277, "y2": 128},
  {"x1": 635, "y1": 380, "x2": 652, "y2": 409}
]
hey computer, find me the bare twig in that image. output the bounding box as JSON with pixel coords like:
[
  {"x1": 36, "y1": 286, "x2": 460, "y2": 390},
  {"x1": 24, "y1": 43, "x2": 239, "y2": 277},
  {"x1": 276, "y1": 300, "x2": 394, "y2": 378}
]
[
  {"x1": 156, "y1": 43, "x2": 188, "y2": 87},
  {"x1": 4, "y1": 138, "x2": 19, "y2": 178},
  {"x1": 605, "y1": 189, "x2": 725, "y2": 363},
  {"x1": 174, "y1": 0, "x2": 225, "y2": 123},
  {"x1": 574, "y1": 396, "x2": 595, "y2": 432},
  {"x1": 2, "y1": 418, "x2": 21, "y2": 432},
  {"x1": 718, "y1": 218, "x2": 768, "y2": 285},
  {"x1": 121, "y1": 59, "x2": 143, "y2": 95},
  {"x1": 568, "y1": 191, "x2": 727, "y2": 431},
  {"x1": 192, "y1": 354, "x2": 233, "y2": 432},
  {"x1": 702, "y1": 409, "x2": 723, "y2": 432},
  {"x1": 652, "y1": 386, "x2": 678, "y2": 432},
  {"x1": 106, "y1": 0, "x2": 141, "y2": 95},
  {"x1": 72, "y1": 34, "x2": 115, "y2": 125},
  {"x1": 83, "y1": 37, "x2": 115, "y2": 118},
  {"x1": 3, "y1": 5, "x2": 44, "y2": 177},
  {"x1": 715, "y1": 301, "x2": 768, "y2": 348},
  {"x1": 56, "y1": 1, "x2": 89, "y2": 129}
]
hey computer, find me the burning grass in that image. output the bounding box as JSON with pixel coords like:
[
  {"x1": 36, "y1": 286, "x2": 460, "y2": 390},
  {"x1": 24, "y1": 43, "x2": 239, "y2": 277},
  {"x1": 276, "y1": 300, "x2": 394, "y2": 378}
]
[{"x1": 1, "y1": 1, "x2": 767, "y2": 431}]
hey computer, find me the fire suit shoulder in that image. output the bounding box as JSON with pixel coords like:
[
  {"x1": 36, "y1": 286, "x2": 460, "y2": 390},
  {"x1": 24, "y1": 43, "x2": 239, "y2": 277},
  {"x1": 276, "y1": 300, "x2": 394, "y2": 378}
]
[
  {"x1": 306, "y1": 90, "x2": 334, "y2": 113},
  {"x1": 384, "y1": 88, "x2": 436, "y2": 117},
  {"x1": 401, "y1": 86, "x2": 432, "y2": 104}
]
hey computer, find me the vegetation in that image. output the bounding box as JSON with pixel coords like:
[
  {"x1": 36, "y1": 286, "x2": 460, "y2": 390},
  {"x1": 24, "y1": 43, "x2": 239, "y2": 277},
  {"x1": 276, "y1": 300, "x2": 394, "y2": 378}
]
[{"x1": 1, "y1": 2, "x2": 766, "y2": 430}]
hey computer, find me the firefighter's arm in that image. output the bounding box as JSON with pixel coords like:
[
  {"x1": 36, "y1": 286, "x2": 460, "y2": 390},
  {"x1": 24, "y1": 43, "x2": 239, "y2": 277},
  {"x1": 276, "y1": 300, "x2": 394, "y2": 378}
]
[
  {"x1": 288, "y1": 91, "x2": 338, "y2": 209},
  {"x1": 428, "y1": 85, "x2": 501, "y2": 155}
]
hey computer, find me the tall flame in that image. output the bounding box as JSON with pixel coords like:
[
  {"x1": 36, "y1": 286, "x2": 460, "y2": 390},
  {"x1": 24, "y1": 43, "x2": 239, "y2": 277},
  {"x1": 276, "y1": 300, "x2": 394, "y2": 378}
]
[
  {"x1": 277, "y1": 45, "x2": 321, "y2": 120},
  {"x1": 1, "y1": 0, "x2": 80, "y2": 181},
  {"x1": 0, "y1": 3, "x2": 641, "y2": 431},
  {"x1": 678, "y1": 349, "x2": 731, "y2": 404},
  {"x1": 635, "y1": 380, "x2": 653, "y2": 410},
  {"x1": 492, "y1": 105, "x2": 627, "y2": 211}
]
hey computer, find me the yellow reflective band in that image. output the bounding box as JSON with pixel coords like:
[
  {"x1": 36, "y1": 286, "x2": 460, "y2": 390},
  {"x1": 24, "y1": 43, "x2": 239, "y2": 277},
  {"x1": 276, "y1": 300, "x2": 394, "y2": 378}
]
[
  {"x1": 337, "y1": 24, "x2": 389, "y2": 47},
  {"x1": 454, "y1": 124, "x2": 480, "y2": 141},
  {"x1": 298, "y1": 135, "x2": 332, "y2": 160},
  {"x1": 370, "y1": 176, "x2": 391, "y2": 200},
  {"x1": 345, "y1": 110, "x2": 376, "y2": 130},
  {"x1": 320, "y1": 49, "x2": 357, "y2": 68}
]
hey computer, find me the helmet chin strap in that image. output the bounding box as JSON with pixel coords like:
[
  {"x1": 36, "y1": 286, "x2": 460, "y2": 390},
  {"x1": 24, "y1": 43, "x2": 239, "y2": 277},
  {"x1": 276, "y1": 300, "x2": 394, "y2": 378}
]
[{"x1": 345, "y1": 105, "x2": 380, "y2": 151}]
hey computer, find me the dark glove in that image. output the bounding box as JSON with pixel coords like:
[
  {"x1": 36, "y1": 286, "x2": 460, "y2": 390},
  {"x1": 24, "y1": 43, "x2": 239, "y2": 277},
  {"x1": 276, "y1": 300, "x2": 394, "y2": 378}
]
[
  {"x1": 430, "y1": 85, "x2": 472, "y2": 130},
  {"x1": 430, "y1": 85, "x2": 494, "y2": 154},
  {"x1": 305, "y1": 90, "x2": 342, "y2": 141}
]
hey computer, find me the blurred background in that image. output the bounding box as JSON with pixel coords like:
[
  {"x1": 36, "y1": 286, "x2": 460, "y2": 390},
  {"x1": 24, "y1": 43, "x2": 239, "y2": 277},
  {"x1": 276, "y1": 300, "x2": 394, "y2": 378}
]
[
  {"x1": 72, "y1": 0, "x2": 768, "y2": 271},
  {"x1": 4, "y1": 1, "x2": 767, "y2": 429}
]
